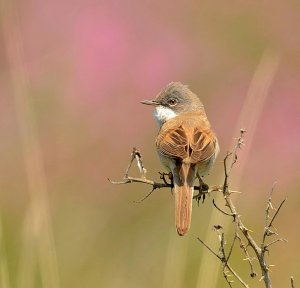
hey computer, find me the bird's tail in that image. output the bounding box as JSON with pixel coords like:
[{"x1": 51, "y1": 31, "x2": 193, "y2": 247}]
[{"x1": 173, "y1": 162, "x2": 195, "y2": 236}]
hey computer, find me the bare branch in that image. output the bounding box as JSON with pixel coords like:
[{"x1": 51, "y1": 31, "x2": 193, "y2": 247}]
[
  {"x1": 236, "y1": 233, "x2": 257, "y2": 278},
  {"x1": 133, "y1": 187, "x2": 156, "y2": 203},
  {"x1": 108, "y1": 176, "x2": 170, "y2": 189},
  {"x1": 197, "y1": 237, "x2": 221, "y2": 260},
  {"x1": 266, "y1": 198, "x2": 287, "y2": 234},
  {"x1": 212, "y1": 199, "x2": 236, "y2": 218},
  {"x1": 209, "y1": 129, "x2": 287, "y2": 288},
  {"x1": 197, "y1": 236, "x2": 249, "y2": 288},
  {"x1": 264, "y1": 238, "x2": 288, "y2": 250},
  {"x1": 225, "y1": 229, "x2": 237, "y2": 266}
]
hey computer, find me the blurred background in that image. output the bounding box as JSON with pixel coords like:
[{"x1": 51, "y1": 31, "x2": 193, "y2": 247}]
[{"x1": 0, "y1": 1, "x2": 299, "y2": 287}]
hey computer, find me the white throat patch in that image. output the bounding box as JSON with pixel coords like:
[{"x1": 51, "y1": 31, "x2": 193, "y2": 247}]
[{"x1": 154, "y1": 106, "x2": 177, "y2": 127}]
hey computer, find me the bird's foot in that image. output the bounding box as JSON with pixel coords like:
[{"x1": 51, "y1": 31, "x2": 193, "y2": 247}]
[
  {"x1": 194, "y1": 175, "x2": 209, "y2": 205},
  {"x1": 159, "y1": 172, "x2": 174, "y2": 193}
]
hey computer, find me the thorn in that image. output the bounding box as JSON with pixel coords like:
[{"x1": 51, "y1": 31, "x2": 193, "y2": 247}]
[
  {"x1": 228, "y1": 190, "x2": 242, "y2": 194},
  {"x1": 266, "y1": 230, "x2": 277, "y2": 236},
  {"x1": 244, "y1": 227, "x2": 254, "y2": 233}
]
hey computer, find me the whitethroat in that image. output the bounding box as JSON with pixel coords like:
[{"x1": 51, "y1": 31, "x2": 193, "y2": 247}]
[{"x1": 141, "y1": 82, "x2": 219, "y2": 236}]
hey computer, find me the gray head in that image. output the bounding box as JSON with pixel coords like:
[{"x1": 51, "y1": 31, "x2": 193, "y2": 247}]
[{"x1": 141, "y1": 82, "x2": 204, "y2": 126}]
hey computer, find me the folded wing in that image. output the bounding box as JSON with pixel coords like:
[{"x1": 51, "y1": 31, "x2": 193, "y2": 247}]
[{"x1": 156, "y1": 117, "x2": 217, "y2": 164}]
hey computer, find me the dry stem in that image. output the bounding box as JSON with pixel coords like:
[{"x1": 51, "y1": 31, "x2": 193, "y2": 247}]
[{"x1": 197, "y1": 129, "x2": 287, "y2": 288}]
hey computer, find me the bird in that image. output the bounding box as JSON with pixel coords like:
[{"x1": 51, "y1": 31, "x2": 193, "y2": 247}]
[{"x1": 141, "y1": 82, "x2": 219, "y2": 236}]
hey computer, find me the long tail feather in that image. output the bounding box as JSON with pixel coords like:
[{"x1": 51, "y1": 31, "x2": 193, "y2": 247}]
[{"x1": 173, "y1": 163, "x2": 195, "y2": 236}]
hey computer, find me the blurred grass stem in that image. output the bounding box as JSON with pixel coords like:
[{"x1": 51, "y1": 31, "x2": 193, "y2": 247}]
[
  {"x1": 0, "y1": 217, "x2": 11, "y2": 288},
  {"x1": 1, "y1": 2, "x2": 61, "y2": 288}
]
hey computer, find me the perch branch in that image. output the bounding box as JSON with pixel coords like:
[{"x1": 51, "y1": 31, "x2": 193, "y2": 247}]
[{"x1": 109, "y1": 147, "x2": 220, "y2": 201}]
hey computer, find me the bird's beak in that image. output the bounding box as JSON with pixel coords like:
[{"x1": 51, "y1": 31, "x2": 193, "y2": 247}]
[{"x1": 141, "y1": 99, "x2": 159, "y2": 106}]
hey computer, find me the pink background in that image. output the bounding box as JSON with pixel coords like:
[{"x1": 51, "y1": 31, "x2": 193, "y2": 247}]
[{"x1": 0, "y1": 1, "x2": 299, "y2": 287}]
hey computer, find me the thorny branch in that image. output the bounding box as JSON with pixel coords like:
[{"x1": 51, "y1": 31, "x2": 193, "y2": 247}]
[
  {"x1": 197, "y1": 235, "x2": 249, "y2": 288},
  {"x1": 197, "y1": 129, "x2": 290, "y2": 288},
  {"x1": 109, "y1": 130, "x2": 293, "y2": 288}
]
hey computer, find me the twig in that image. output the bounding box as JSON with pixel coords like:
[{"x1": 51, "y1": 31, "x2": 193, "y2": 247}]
[
  {"x1": 212, "y1": 199, "x2": 236, "y2": 217},
  {"x1": 291, "y1": 276, "x2": 295, "y2": 288},
  {"x1": 197, "y1": 236, "x2": 249, "y2": 288},
  {"x1": 264, "y1": 238, "x2": 287, "y2": 250},
  {"x1": 197, "y1": 237, "x2": 220, "y2": 259},
  {"x1": 133, "y1": 187, "x2": 156, "y2": 203},
  {"x1": 263, "y1": 198, "x2": 287, "y2": 244},
  {"x1": 109, "y1": 176, "x2": 170, "y2": 189},
  {"x1": 201, "y1": 129, "x2": 287, "y2": 288},
  {"x1": 225, "y1": 228, "x2": 237, "y2": 267},
  {"x1": 222, "y1": 129, "x2": 246, "y2": 196},
  {"x1": 219, "y1": 232, "x2": 235, "y2": 288},
  {"x1": 236, "y1": 233, "x2": 257, "y2": 278},
  {"x1": 124, "y1": 147, "x2": 147, "y2": 179}
]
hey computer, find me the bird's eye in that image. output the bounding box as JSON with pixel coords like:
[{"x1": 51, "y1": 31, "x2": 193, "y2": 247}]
[{"x1": 167, "y1": 98, "x2": 177, "y2": 106}]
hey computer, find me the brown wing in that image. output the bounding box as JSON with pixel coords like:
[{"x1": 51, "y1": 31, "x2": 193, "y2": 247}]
[
  {"x1": 156, "y1": 115, "x2": 217, "y2": 164},
  {"x1": 156, "y1": 125, "x2": 189, "y2": 160},
  {"x1": 189, "y1": 127, "x2": 216, "y2": 163}
]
